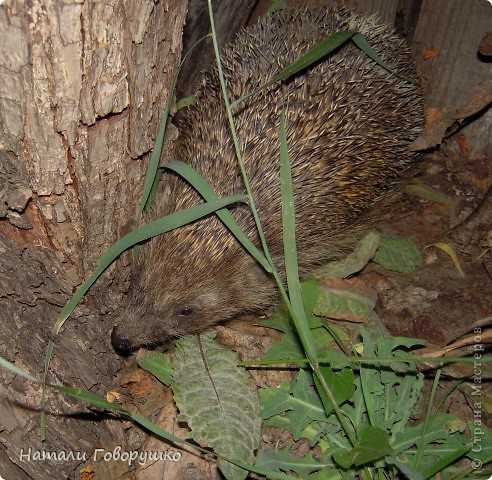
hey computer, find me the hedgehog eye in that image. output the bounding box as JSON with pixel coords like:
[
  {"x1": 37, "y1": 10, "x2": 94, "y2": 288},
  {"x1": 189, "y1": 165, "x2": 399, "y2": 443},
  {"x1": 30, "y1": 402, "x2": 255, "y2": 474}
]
[{"x1": 178, "y1": 307, "x2": 194, "y2": 317}]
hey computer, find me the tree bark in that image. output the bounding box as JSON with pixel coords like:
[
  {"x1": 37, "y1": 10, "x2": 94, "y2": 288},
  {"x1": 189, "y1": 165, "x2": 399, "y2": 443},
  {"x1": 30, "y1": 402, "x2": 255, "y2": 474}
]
[{"x1": 0, "y1": 1, "x2": 187, "y2": 479}]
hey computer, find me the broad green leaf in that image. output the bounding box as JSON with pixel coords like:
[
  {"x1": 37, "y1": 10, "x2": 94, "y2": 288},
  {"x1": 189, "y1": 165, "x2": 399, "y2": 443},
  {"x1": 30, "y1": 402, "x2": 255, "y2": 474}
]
[
  {"x1": 172, "y1": 331, "x2": 261, "y2": 480},
  {"x1": 373, "y1": 234, "x2": 421, "y2": 273},
  {"x1": 301, "y1": 276, "x2": 319, "y2": 318},
  {"x1": 261, "y1": 330, "x2": 305, "y2": 362},
  {"x1": 310, "y1": 468, "x2": 344, "y2": 480},
  {"x1": 314, "y1": 367, "x2": 355, "y2": 415},
  {"x1": 136, "y1": 350, "x2": 173, "y2": 386},
  {"x1": 315, "y1": 284, "x2": 377, "y2": 322}
]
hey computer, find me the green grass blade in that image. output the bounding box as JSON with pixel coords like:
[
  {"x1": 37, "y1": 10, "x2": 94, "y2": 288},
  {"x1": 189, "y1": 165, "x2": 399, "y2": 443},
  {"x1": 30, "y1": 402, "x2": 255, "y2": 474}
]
[
  {"x1": 279, "y1": 110, "x2": 356, "y2": 447},
  {"x1": 352, "y1": 33, "x2": 418, "y2": 83},
  {"x1": 138, "y1": 34, "x2": 211, "y2": 217},
  {"x1": 413, "y1": 367, "x2": 443, "y2": 470},
  {"x1": 269, "y1": 31, "x2": 355, "y2": 84},
  {"x1": 206, "y1": 0, "x2": 278, "y2": 282},
  {"x1": 278, "y1": 110, "x2": 317, "y2": 362},
  {"x1": 231, "y1": 31, "x2": 356, "y2": 108},
  {"x1": 0, "y1": 355, "x2": 38, "y2": 383},
  {"x1": 165, "y1": 160, "x2": 271, "y2": 271}
]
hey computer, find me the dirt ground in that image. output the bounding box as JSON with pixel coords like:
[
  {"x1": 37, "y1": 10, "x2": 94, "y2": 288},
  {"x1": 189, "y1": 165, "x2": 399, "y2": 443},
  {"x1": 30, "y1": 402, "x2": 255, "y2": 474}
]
[{"x1": 362, "y1": 139, "x2": 492, "y2": 429}]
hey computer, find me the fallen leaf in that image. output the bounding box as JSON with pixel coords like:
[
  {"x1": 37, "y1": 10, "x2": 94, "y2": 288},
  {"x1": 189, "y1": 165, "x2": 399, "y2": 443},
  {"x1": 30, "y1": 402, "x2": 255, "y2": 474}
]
[
  {"x1": 410, "y1": 82, "x2": 492, "y2": 150},
  {"x1": 425, "y1": 243, "x2": 465, "y2": 277},
  {"x1": 423, "y1": 46, "x2": 440, "y2": 60},
  {"x1": 479, "y1": 32, "x2": 492, "y2": 56},
  {"x1": 424, "y1": 107, "x2": 444, "y2": 126},
  {"x1": 453, "y1": 133, "x2": 469, "y2": 156}
]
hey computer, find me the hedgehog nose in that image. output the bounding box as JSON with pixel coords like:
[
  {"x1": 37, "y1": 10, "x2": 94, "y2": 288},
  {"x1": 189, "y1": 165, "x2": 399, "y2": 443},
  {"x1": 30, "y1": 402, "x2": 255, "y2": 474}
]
[{"x1": 111, "y1": 326, "x2": 132, "y2": 354}]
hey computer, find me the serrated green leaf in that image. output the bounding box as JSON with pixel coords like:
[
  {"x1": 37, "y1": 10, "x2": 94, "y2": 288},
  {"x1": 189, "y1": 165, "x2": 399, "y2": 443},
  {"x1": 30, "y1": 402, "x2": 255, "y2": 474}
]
[
  {"x1": 314, "y1": 367, "x2": 355, "y2": 415},
  {"x1": 391, "y1": 414, "x2": 465, "y2": 455},
  {"x1": 136, "y1": 350, "x2": 173, "y2": 386},
  {"x1": 259, "y1": 381, "x2": 291, "y2": 419},
  {"x1": 172, "y1": 331, "x2": 261, "y2": 480},
  {"x1": 262, "y1": 329, "x2": 305, "y2": 361},
  {"x1": 255, "y1": 446, "x2": 332, "y2": 477},
  {"x1": 261, "y1": 303, "x2": 293, "y2": 332},
  {"x1": 288, "y1": 369, "x2": 328, "y2": 439},
  {"x1": 314, "y1": 232, "x2": 380, "y2": 279},
  {"x1": 333, "y1": 426, "x2": 392, "y2": 468},
  {"x1": 373, "y1": 234, "x2": 421, "y2": 273}
]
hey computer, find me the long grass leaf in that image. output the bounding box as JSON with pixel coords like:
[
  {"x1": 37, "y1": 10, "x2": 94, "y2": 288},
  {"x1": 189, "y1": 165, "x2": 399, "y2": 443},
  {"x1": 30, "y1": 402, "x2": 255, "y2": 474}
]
[
  {"x1": 206, "y1": 0, "x2": 280, "y2": 283},
  {"x1": 138, "y1": 34, "x2": 211, "y2": 217},
  {"x1": 0, "y1": 355, "x2": 38, "y2": 383},
  {"x1": 279, "y1": 110, "x2": 317, "y2": 362},
  {"x1": 231, "y1": 31, "x2": 356, "y2": 108},
  {"x1": 165, "y1": 160, "x2": 271, "y2": 271},
  {"x1": 47, "y1": 382, "x2": 296, "y2": 479},
  {"x1": 279, "y1": 111, "x2": 356, "y2": 448},
  {"x1": 352, "y1": 33, "x2": 417, "y2": 83},
  {"x1": 413, "y1": 367, "x2": 443, "y2": 470}
]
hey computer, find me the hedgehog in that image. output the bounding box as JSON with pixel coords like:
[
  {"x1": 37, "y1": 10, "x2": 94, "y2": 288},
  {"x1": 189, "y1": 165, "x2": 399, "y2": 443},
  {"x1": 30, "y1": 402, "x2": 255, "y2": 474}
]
[{"x1": 111, "y1": 8, "x2": 423, "y2": 352}]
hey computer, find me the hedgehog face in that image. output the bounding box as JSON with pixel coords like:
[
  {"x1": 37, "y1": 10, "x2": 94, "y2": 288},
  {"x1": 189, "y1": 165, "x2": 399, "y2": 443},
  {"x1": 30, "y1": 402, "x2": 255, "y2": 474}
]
[
  {"x1": 110, "y1": 227, "x2": 276, "y2": 353},
  {"x1": 111, "y1": 247, "x2": 237, "y2": 352},
  {"x1": 111, "y1": 289, "x2": 229, "y2": 352}
]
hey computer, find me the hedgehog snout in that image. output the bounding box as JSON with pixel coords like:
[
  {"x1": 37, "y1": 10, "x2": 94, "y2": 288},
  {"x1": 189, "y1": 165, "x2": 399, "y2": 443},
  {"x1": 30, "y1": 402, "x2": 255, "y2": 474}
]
[{"x1": 111, "y1": 325, "x2": 134, "y2": 354}]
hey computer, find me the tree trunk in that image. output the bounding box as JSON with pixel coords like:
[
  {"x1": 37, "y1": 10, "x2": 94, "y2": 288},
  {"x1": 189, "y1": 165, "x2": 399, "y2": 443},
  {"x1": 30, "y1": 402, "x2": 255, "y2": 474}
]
[{"x1": 0, "y1": 1, "x2": 187, "y2": 479}]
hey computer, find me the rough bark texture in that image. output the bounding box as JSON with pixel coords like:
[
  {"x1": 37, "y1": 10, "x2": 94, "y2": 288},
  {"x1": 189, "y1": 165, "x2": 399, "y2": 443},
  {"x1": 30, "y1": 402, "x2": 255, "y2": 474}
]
[
  {"x1": 0, "y1": 1, "x2": 187, "y2": 479},
  {"x1": 177, "y1": 0, "x2": 259, "y2": 98}
]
